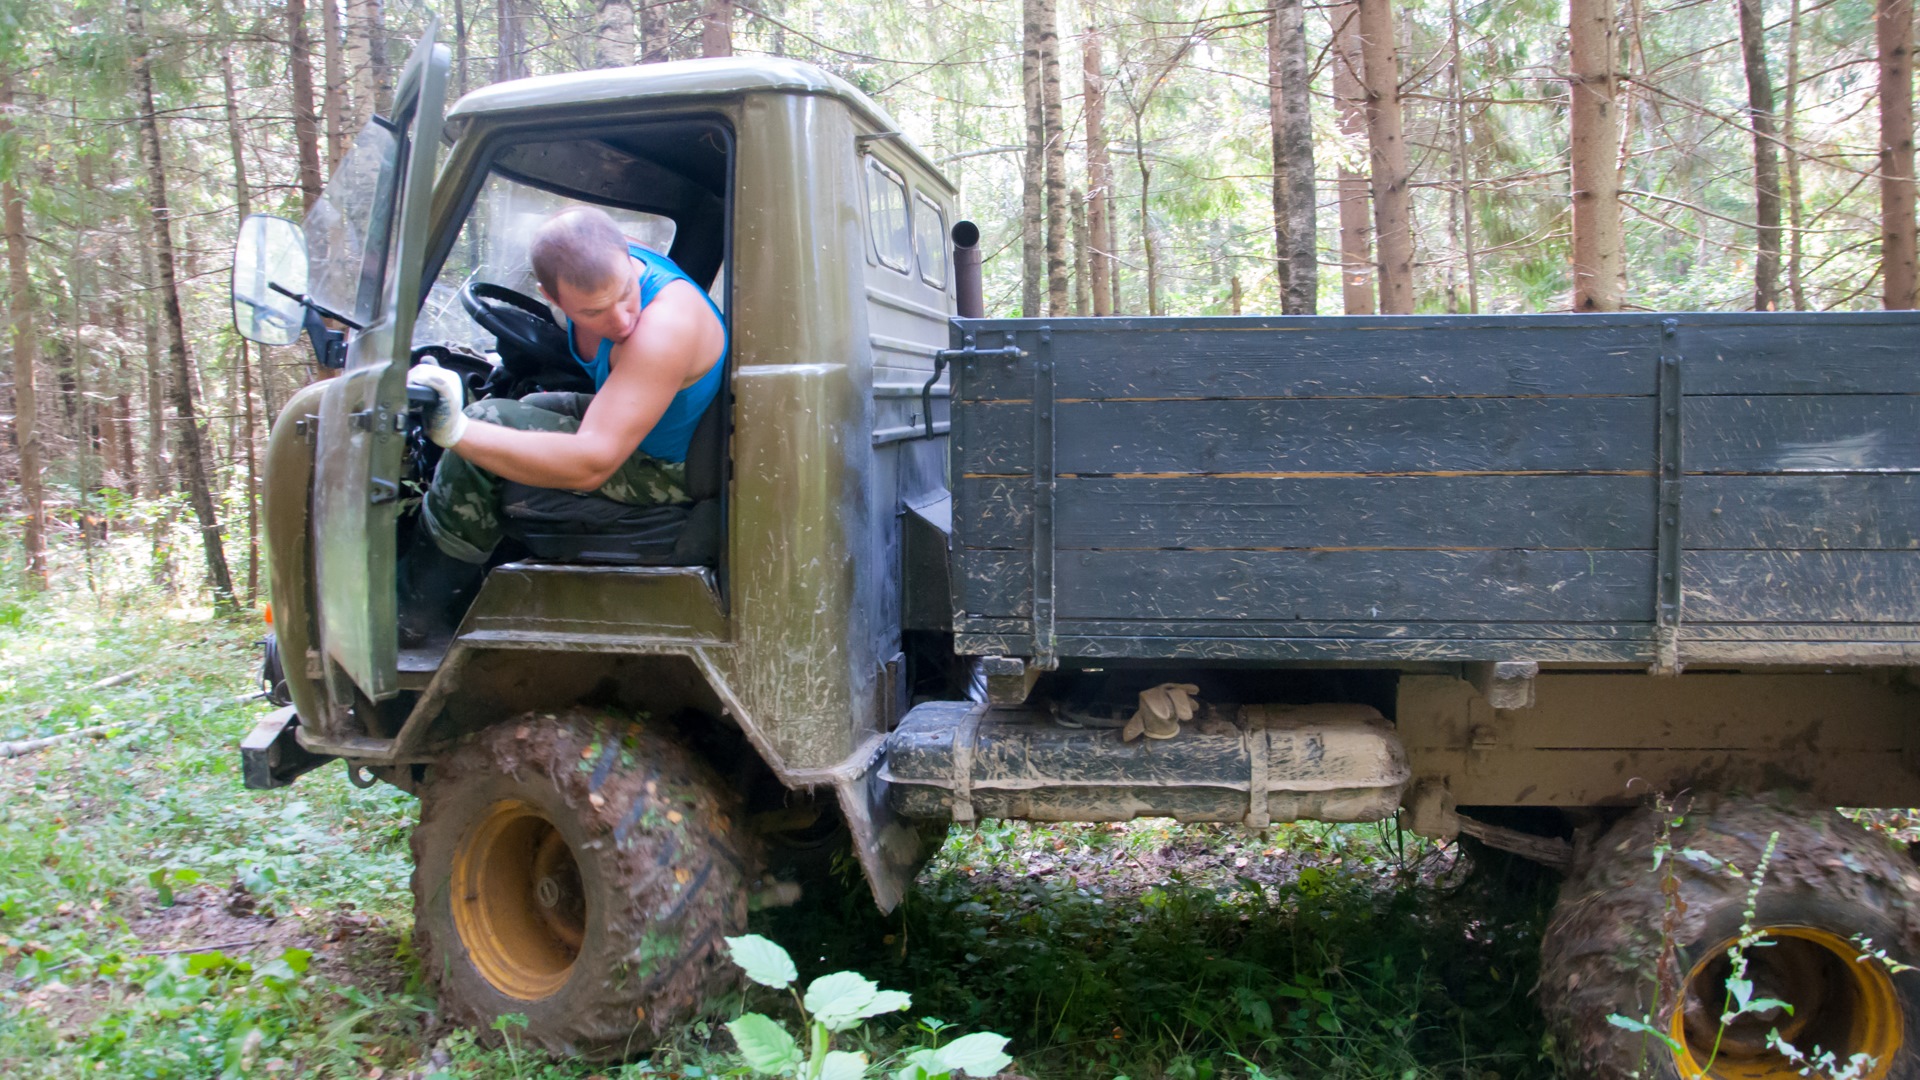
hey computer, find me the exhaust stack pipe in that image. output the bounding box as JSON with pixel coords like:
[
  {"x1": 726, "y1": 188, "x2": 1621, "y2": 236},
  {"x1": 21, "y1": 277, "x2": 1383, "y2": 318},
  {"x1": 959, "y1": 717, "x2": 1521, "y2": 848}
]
[{"x1": 951, "y1": 220, "x2": 984, "y2": 319}]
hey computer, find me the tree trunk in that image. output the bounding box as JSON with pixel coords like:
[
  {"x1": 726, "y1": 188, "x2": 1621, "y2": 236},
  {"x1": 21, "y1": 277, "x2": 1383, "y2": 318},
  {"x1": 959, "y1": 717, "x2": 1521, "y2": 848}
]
[
  {"x1": 1136, "y1": 110, "x2": 1159, "y2": 316},
  {"x1": 643, "y1": 0, "x2": 670, "y2": 62},
  {"x1": 701, "y1": 0, "x2": 731, "y2": 57},
  {"x1": 1084, "y1": 27, "x2": 1114, "y2": 316},
  {"x1": 1737, "y1": 0, "x2": 1782, "y2": 310},
  {"x1": 1569, "y1": 0, "x2": 1624, "y2": 311},
  {"x1": 286, "y1": 0, "x2": 325, "y2": 208},
  {"x1": 1784, "y1": 0, "x2": 1806, "y2": 309},
  {"x1": 1450, "y1": 0, "x2": 1477, "y2": 313},
  {"x1": 496, "y1": 0, "x2": 527, "y2": 82},
  {"x1": 1020, "y1": 0, "x2": 1044, "y2": 316},
  {"x1": 1, "y1": 71, "x2": 48, "y2": 589},
  {"x1": 348, "y1": 0, "x2": 379, "y2": 128},
  {"x1": 130, "y1": 0, "x2": 237, "y2": 608},
  {"x1": 368, "y1": 0, "x2": 390, "y2": 110},
  {"x1": 1879, "y1": 0, "x2": 1916, "y2": 308},
  {"x1": 1358, "y1": 0, "x2": 1412, "y2": 313},
  {"x1": 1270, "y1": 0, "x2": 1317, "y2": 314},
  {"x1": 1039, "y1": 0, "x2": 1068, "y2": 315},
  {"x1": 595, "y1": 0, "x2": 637, "y2": 66},
  {"x1": 323, "y1": 0, "x2": 347, "y2": 166},
  {"x1": 1332, "y1": 1, "x2": 1375, "y2": 314},
  {"x1": 1072, "y1": 186, "x2": 1090, "y2": 315},
  {"x1": 453, "y1": 0, "x2": 469, "y2": 98},
  {"x1": 221, "y1": 11, "x2": 263, "y2": 602},
  {"x1": 139, "y1": 229, "x2": 167, "y2": 497}
]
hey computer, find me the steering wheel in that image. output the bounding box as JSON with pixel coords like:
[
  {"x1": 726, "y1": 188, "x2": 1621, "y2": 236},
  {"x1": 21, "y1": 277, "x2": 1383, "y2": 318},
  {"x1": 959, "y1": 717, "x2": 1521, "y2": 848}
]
[{"x1": 458, "y1": 281, "x2": 571, "y2": 371}]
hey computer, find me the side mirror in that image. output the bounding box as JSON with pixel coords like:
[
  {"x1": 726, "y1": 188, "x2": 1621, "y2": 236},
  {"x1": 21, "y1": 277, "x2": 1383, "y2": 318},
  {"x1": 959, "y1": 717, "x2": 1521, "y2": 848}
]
[{"x1": 232, "y1": 215, "x2": 309, "y2": 346}]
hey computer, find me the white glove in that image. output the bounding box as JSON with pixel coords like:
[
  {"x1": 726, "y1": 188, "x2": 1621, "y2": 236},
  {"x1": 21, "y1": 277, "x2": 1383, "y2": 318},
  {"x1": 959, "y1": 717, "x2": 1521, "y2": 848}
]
[{"x1": 407, "y1": 362, "x2": 468, "y2": 448}]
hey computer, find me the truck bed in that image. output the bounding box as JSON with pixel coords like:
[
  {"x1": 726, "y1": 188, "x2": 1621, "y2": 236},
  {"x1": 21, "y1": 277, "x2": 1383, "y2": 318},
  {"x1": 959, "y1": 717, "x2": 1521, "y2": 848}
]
[{"x1": 945, "y1": 312, "x2": 1920, "y2": 669}]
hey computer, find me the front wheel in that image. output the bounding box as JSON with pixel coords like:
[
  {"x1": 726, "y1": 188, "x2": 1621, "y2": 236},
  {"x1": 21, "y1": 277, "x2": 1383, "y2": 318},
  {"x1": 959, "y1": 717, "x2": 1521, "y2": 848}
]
[
  {"x1": 1540, "y1": 799, "x2": 1920, "y2": 1080},
  {"x1": 411, "y1": 707, "x2": 757, "y2": 1059}
]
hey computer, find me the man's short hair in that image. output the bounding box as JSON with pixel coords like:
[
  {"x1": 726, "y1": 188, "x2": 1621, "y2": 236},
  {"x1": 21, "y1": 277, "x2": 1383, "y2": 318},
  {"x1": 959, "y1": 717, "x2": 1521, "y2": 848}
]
[{"x1": 529, "y1": 207, "x2": 630, "y2": 297}]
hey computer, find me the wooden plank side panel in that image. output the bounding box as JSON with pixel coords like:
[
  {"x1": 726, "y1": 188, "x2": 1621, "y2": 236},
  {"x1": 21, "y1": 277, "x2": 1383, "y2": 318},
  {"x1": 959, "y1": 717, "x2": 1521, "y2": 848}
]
[
  {"x1": 1054, "y1": 475, "x2": 1656, "y2": 550},
  {"x1": 956, "y1": 402, "x2": 1033, "y2": 475},
  {"x1": 1055, "y1": 398, "x2": 1656, "y2": 475},
  {"x1": 1685, "y1": 551, "x2": 1920, "y2": 623},
  {"x1": 954, "y1": 549, "x2": 1032, "y2": 618},
  {"x1": 954, "y1": 318, "x2": 1664, "y2": 401},
  {"x1": 956, "y1": 477, "x2": 1033, "y2": 549},
  {"x1": 1056, "y1": 549, "x2": 1654, "y2": 622},
  {"x1": 1679, "y1": 318, "x2": 1920, "y2": 395},
  {"x1": 1686, "y1": 396, "x2": 1920, "y2": 474},
  {"x1": 1688, "y1": 475, "x2": 1920, "y2": 550}
]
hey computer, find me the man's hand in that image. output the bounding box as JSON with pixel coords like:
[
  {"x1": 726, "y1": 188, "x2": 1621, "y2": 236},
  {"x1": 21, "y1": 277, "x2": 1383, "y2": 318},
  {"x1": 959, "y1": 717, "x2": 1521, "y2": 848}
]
[{"x1": 407, "y1": 363, "x2": 468, "y2": 448}]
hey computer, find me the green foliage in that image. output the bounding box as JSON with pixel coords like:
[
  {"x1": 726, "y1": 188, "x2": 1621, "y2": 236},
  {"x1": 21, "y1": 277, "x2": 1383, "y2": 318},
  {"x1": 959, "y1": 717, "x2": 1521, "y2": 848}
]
[{"x1": 720, "y1": 934, "x2": 1008, "y2": 1079}]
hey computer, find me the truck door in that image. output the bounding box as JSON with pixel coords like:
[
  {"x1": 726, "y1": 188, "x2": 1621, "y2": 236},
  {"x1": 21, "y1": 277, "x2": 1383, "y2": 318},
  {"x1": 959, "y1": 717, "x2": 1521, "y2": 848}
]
[{"x1": 310, "y1": 24, "x2": 450, "y2": 707}]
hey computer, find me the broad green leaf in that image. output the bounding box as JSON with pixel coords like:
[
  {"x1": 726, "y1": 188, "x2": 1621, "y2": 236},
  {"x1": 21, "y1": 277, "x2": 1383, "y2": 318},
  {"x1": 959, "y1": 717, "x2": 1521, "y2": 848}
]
[
  {"x1": 894, "y1": 1049, "x2": 942, "y2": 1080},
  {"x1": 804, "y1": 970, "x2": 879, "y2": 1030},
  {"x1": 819, "y1": 1050, "x2": 869, "y2": 1080},
  {"x1": 280, "y1": 947, "x2": 312, "y2": 975},
  {"x1": 930, "y1": 1032, "x2": 1013, "y2": 1077},
  {"x1": 1606, "y1": 1013, "x2": 1683, "y2": 1053},
  {"x1": 866, "y1": 989, "x2": 913, "y2": 1017},
  {"x1": 726, "y1": 934, "x2": 798, "y2": 990},
  {"x1": 726, "y1": 1013, "x2": 803, "y2": 1075}
]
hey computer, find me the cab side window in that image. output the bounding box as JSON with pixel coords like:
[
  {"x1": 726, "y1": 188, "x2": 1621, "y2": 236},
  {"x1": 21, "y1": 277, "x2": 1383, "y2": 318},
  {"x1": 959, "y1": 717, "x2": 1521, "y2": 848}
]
[
  {"x1": 866, "y1": 158, "x2": 913, "y2": 274},
  {"x1": 913, "y1": 193, "x2": 948, "y2": 289}
]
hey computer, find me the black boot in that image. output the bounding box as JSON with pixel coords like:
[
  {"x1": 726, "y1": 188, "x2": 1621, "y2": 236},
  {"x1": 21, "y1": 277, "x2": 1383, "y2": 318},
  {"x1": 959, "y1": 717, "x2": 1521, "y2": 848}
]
[{"x1": 397, "y1": 528, "x2": 486, "y2": 648}]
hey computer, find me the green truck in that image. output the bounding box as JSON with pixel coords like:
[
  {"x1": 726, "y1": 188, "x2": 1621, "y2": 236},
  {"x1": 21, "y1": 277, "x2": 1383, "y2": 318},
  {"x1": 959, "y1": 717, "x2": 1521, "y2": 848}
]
[{"x1": 232, "y1": 22, "x2": 1920, "y2": 1078}]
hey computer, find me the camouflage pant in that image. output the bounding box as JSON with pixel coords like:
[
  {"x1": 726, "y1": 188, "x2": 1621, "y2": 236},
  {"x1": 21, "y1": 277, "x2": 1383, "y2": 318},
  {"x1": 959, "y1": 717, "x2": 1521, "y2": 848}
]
[{"x1": 421, "y1": 392, "x2": 690, "y2": 563}]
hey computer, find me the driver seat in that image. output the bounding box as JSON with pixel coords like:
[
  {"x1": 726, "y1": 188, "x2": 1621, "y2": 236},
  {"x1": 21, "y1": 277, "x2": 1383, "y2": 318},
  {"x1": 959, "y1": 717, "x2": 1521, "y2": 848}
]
[{"x1": 494, "y1": 393, "x2": 724, "y2": 565}]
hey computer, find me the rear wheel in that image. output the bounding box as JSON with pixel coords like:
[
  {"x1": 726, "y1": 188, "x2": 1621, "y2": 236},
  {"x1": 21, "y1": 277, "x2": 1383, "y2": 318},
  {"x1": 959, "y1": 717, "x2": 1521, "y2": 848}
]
[
  {"x1": 412, "y1": 707, "x2": 756, "y2": 1059},
  {"x1": 1540, "y1": 799, "x2": 1920, "y2": 1080}
]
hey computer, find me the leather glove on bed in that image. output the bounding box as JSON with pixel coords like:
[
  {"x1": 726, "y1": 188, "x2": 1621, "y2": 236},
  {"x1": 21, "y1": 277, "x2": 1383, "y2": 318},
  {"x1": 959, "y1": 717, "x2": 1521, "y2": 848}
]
[{"x1": 1122, "y1": 683, "x2": 1200, "y2": 742}]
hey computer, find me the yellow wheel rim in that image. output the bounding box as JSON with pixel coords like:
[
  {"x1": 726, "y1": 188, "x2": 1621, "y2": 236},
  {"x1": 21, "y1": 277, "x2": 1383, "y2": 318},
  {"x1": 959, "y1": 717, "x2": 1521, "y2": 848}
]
[
  {"x1": 1669, "y1": 925, "x2": 1903, "y2": 1080},
  {"x1": 450, "y1": 800, "x2": 588, "y2": 1000}
]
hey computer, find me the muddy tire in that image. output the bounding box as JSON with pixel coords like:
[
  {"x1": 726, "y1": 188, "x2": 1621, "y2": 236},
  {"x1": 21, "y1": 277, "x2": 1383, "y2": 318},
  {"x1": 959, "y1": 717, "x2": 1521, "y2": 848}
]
[
  {"x1": 1540, "y1": 799, "x2": 1920, "y2": 1080},
  {"x1": 411, "y1": 707, "x2": 757, "y2": 1060}
]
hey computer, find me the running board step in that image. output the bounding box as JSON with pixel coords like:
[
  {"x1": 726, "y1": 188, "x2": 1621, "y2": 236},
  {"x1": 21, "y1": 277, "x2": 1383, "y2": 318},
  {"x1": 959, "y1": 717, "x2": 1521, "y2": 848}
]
[{"x1": 880, "y1": 700, "x2": 1409, "y2": 826}]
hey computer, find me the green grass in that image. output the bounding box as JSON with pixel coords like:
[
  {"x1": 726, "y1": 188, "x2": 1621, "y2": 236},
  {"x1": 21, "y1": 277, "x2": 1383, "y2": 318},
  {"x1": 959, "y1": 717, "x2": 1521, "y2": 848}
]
[{"x1": 0, "y1": 524, "x2": 1562, "y2": 1079}]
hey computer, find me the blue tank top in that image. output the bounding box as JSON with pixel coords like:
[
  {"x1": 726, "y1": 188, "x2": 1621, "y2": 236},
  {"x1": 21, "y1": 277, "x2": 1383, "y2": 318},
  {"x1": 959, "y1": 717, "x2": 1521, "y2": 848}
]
[{"x1": 565, "y1": 243, "x2": 727, "y2": 463}]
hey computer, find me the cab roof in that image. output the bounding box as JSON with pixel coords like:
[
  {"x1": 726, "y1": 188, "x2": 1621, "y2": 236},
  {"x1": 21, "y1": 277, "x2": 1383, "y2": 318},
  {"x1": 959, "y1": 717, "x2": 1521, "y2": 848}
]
[{"x1": 446, "y1": 57, "x2": 952, "y2": 191}]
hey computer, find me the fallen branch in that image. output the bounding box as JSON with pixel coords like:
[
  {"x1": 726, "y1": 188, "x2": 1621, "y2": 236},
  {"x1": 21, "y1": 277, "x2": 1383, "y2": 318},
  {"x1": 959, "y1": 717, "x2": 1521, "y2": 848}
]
[
  {"x1": 0, "y1": 722, "x2": 148, "y2": 759},
  {"x1": 137, "y1": 938, "x2": 268, "y2": 959},
  {"x1": 81, "y1": 665, "x2": 149, "y2": 692}
]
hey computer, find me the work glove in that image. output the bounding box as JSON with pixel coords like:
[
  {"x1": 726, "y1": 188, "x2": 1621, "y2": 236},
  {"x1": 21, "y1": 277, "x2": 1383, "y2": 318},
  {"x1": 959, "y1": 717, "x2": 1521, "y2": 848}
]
[
  {"x1": 407, "y1": 362, "x2": 469, "y2": 448},
  {"x1": 1122, "y1": 683, "x2": 1200, "y2": 742}
]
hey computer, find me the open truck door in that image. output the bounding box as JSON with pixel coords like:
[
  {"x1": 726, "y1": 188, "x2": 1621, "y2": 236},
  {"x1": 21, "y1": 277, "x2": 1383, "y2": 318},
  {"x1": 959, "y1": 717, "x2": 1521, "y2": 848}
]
[{"x1": 233, "y1": 22, "x2": 449, "y2": 710}]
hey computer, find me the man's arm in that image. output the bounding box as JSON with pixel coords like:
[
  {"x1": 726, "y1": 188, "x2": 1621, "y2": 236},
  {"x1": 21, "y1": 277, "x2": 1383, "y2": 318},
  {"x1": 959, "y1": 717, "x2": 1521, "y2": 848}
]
[{"x1": 449, "y1": 281, "x2": 721, "y2": 490}]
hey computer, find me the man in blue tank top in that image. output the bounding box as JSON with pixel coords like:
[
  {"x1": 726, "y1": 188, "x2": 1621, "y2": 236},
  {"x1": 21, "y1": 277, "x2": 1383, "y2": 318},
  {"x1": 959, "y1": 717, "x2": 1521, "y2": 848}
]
[{"x1": 400, "y1": 206, "x2": 726, "y2": 640}]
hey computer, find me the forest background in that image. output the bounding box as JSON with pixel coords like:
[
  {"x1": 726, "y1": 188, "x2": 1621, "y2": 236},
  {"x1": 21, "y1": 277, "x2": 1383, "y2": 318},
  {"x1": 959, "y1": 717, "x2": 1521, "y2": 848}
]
[{"x1": 0, "y1": 0, "x2": 1914, "y2": 594}]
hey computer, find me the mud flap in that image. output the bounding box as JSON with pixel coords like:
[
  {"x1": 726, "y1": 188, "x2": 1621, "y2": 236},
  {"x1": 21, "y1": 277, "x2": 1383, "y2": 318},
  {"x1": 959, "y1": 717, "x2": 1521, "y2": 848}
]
[
  {"x1": 240, "y1": 706, "x2": 337, "y2": 790},
  {"x1": 834, "y1": 751, "x2": 924, "y2": 914}
]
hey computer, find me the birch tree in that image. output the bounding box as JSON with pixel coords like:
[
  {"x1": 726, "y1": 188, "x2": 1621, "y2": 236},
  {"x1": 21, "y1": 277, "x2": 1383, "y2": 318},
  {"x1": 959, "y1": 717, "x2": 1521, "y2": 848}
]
[{"x1": 1269, "y1": 0, "x2": 1316, "y2": 314}]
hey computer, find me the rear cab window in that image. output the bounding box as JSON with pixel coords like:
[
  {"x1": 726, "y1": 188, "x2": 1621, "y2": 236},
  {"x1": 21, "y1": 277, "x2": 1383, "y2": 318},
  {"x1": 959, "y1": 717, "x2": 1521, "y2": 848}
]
[{"x1": 866, "y1": 158, "x2": 912, "y2": 274}]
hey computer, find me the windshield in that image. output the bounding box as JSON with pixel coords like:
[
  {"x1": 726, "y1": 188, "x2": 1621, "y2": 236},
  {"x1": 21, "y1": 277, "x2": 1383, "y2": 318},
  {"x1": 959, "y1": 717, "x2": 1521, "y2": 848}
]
[
  {"x1": 303, "y1": 119, "x2": 402, "y2": 326},
  {"x1": 413, "y1": 171, "x2": 676, "y2": 351}
]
